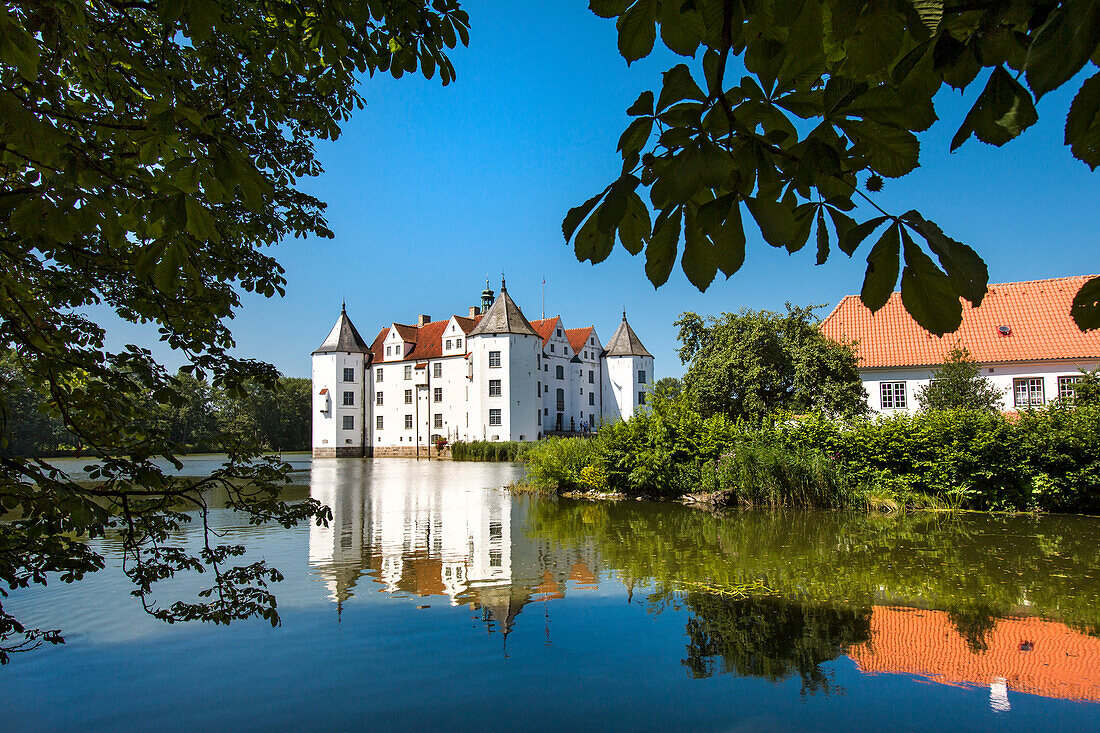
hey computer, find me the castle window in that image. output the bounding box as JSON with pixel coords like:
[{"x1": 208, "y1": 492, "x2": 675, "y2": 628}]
[
  {"x1": 456, "y1": 338, "x2": 462, "y2": 349},
  {"x1": 556, "y1": 365, "x2": 564, "y2": 379},
  {"x1": 556, "y1": 328, "x2": 562, "y2": 336},
  {"x1": 445, "y1": 339, "x2": 452, "y2": 350},
  {"x1": 537, "y1": 412, "x2": 541, "y2": 425},
  {"x1": 404, "y1": 414, "x2": 413, "y2": 429},
  {"x1": 489, "y1": 409, "x2": 502, "y2": 426},
  {"x1": 433, "y1": 362, "x2": 442, "y2": 378},
  {"x1": 386, "y1": 346, "x2": 392, "y2": 356},
  {"x1": 376, "y1": 415, "x2": 383, "y2": 430},
  {"x1": 342, "y1": 415, "x2": 354, "y2": 430},
  {"x1": 489, "y1": 549, "x2": 502, "y2": 567},
  {"x1": 880, "y1": 382, "x2": 907, "y2": 410},
  {"x1": 404, "y1": 365, "x2": 412, "y2": 380},
  {"x1": 376, "y1": 391, "x2": 383, "y2": 406},
  {"x1": 342, "y1": 391, "x2": 354, "y2": 406},
  {"x1": 544, "y1": 364, "x2": 548, "y2": 372},
  {"x1": 433, "y1": 413, "x2": 443, "y2": 429},
  {"x1": 638, "y1": 391, "x2": 646, "y2": 405},
  {"x1": 544, "y1": 385, "x2": 549, "y2": 394},
  {"x1": 550, "y1": 344, "x2": 554, "y2": 353},
  {"x1": 489, "y1": 351, "x2": 501, "y2": 368},
  {"x1": 343, "y1": 367, "x2": 355, "y2": 382},
  {"x1": 376, "y1": 367, "x2": 383, "y2": 382},
  {"x1": 588, "y1": 370, "x2": 594, "y2": 383},
  {"x1": 489, "y1": 379, "x2": 502, "y2": 396},
  {"x1": 638, "y1": 370, "x2": 646, "y2": 384},
  {"x1": 433, "y1": 387, "x2": 443, "y2": 402},
  {"x1": 589, "y1": 393, "x2": 595, "y2": 406},
  {"x1": 544, "y1": 407, "x2": 548, "y2": 415},
  {"x1": 404, "y1": 389, "x2": 413, "y2": 404}
]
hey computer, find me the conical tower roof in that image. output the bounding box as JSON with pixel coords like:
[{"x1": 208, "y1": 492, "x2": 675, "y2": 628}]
[
  {"x1": 604, "y1": 310, "x2": 651, "y2": 357},
  {"x1": 467, "y1": 279, "x2": 538, "y2": 338},
  {"x1": 313, "y1": 304, "x2": 371, "y2": 354}
]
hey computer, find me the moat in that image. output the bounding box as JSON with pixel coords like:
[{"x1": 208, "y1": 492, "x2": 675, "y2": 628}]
[{"x1": 4, "y1": 457, "x2": 1100, "y2": 731}]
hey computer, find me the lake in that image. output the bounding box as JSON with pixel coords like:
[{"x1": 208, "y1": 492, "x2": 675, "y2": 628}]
[{"x1": 3, "y1": 457, "x2": 1100, "y2": 731}]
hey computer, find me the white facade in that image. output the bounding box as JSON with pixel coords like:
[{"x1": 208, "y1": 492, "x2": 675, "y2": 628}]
[
  {"x1": 311, "y1": 284, "x2": 653, "y2": 456},
  {"x1": 862, "y1": 360, "x2": 1099, "y2": 415}
]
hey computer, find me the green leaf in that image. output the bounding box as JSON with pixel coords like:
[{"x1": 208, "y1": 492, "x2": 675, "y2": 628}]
[
  {"x1": 574, "y1": 206, "x2": 616, "y2": 264},
  {"x1": 1071, "y1": 275, "x2": 1100, "y2": 330},
  {"x1": 659, "y1": 0, "x2": 703, "y2": 56},
  {"x1": 563, "y1": 191, "x2": 605, "y2": 241},
  {"x1": 839, "y1": 214, "x2": 888, "y2": 256},
  {"x1": 1024, "y1": 0, "x2": 1100, "y2": 99},
  {"x1": 184, "y1": 198, "x2": 220, "y2": 242},
  {"x1": 745, "y1": 196, "x2": 796, "y2": 248},
  {"x1": 839, "y1": 119, "x2": 920, "y2": 177},
  {"x1": 910, "y1": 0, "x2": 943, "y2": 33},
  {"x1": 645, "y1": 207, "x2": 681, "y2": 287},
  {"x1": 626, "y1": 90, "x2": 655, "y2": 116},
  {"x1": 815, "y1": 208, "x2": 829, "y2": 265},
  {"x1": 682, "y1": 208, "x2": 717, "y2": 291},
  {"x1": 900, "y1": 229, "x2": 963, "y2": 335},
  {"x1": 617, "y1": 0, "x2": 657, "y2": 64},
  {"x1": 618, "y1": 191, "x2": 652, "y2": 255},
  {"x1": 697, "y1": 194, "x2": 746, "y2": 277},
  {"x1": 590, "y1": 0, "x2": 630, "y2": 18},
  {"x1": 901, "y1": 211, "x2": 988, "y2": 306},
  {"x1": 861, "y1": 223, "x2": 900, "y2": 312},
  {"x1": 656, "y1": 64, "x2": 706, "y2": 112},
  {"x1": 618, "y1": 117, "x2": 654, "y2": 157},
  {"x1": 597, "y1": 175, "x2": 637, "y2": 233},
  {"x1": 1065, "y1": 72, "x2": 1100, "y2": 170},
  {"x1": 951, "y1": 66, "x2": 1038, "y2": 150}
]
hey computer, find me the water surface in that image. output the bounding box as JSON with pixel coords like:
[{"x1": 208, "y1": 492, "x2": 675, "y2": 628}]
[{"x1": 3, "y1": 458, "x2": 1099, "y2": 731}]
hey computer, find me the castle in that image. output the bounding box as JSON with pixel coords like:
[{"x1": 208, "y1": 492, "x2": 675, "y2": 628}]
[{"x1": 311, "y1": 280, "x2": 653, "y2": 457}]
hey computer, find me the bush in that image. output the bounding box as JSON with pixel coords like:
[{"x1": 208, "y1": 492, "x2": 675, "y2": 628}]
[
  {"x1": 708, "y1": 437, "x2": 860, "y2": 508},
  {"x1": 449, "y1": 440, "x2": 530, "y2": 462},
  {"x1": 522, "y1": 437, "x2": 599, "y2": 491}
]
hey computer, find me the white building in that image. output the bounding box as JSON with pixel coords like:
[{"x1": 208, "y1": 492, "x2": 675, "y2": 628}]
[
  {"x1": 312, "y1": 280, "x2": 653, "y2": 457},
  {"x1": 820, "y1": 275, "x2": 1100, "y2": 414}
]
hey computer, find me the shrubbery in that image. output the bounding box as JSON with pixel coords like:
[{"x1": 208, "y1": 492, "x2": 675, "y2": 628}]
[
  {"x1": 522, "y1": 394, "x2": 1100, "y2": 513},
  {"x1": 449, "y1": 440, "x2": 531, "y2": 462}
]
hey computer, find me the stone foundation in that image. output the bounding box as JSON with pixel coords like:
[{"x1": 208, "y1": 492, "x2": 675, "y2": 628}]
[
  {"x1": 370, "y1": 445, "x2": 449, "y2": 459},
  {"x1": 312, "y1": 446, "x2": 370, "y2": 458}
]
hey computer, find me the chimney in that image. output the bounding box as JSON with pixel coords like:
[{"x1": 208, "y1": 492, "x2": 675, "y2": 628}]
[
  {"x1": 417, "y1": 314, "x2": 431, "y2": 327},
  {"x1": 468, "y1": 306, "x2": 480, "y2": 318}
]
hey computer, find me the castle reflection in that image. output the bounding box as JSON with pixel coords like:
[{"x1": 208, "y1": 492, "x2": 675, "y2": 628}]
[{"x1": 307, "y1": 459, "x2": 600, "y2": 636}]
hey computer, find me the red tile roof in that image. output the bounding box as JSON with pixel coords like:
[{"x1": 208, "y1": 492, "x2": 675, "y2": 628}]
[
  {"x1": 849, "y1": 606, "x2": 1100, "y2": 703},
  {"x1": 529, "y1": 317, "x2": 559, "y2": 346},
  {"x1": 393, "y1": 323, "x2": 419, "y2": 343},
  {"x1": 820, "y1": 275, "x2": 1100, "y2": 369},
  {"x1": 368, "y1": 315, "x2": 483, "y2": 363},
  {"x1": 566, "y1": 327, "x2": 595, "y2": 355}
]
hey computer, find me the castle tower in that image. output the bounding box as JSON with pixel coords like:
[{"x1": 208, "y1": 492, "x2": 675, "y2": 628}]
[
  {"x1": 600, "y1": 310, "x2": 654, "y2": 422},
  {"x1": 467, "y1": 279, "x2": 541, "y2": 441},
  {"x1": 312, "y1": 304, "x2": 372, "y2": 457}
]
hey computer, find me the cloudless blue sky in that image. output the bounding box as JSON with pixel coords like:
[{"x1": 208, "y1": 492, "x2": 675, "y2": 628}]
[{"x1": 108, "y1": 2, "x2": 1099, "y2": 379}]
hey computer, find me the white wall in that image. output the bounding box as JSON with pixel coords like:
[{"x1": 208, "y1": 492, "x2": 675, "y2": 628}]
[
  {"x1": 311, "y1": 352, "x2": 367, "y2": 452},
  {"x1": 603, "y1": 354, "x2": 653, "y2": 421},
  {"x1": 861, "y1": 359, "x2": 1099, "y2": 414}
]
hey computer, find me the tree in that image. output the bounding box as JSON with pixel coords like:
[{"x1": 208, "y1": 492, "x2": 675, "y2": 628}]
[
  {"x1": 565, "y1": 1, "x2": 1100, "y2": 335},
  {"x1": 676, "y1": 304, "x2": 866, "y2": 422},
  {"x1": 651, "y1": 375, "x2": 683, "y2": 400},
  {"x1": 0, "y1": 1, "x2": 468, "y2": 661},
  {"x1": 916, "y1": 345, "x2": 1004, "y2": 412},
  {"x1": 1071, "y1": 368, "x2": 1100, "y2": 408}
]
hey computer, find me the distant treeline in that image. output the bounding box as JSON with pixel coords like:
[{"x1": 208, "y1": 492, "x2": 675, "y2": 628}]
[{"x1": 1, "y1": 350, "x2": 310, "y2": 457}]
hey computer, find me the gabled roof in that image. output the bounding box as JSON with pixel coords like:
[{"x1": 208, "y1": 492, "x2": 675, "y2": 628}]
[
  {"x1": 529, "y1": 317, "x2": 559, "y2": 346},
  {"x1": 566, "y1": 327, "x2": 595, "y2": 355},
  {"x1": 392, "y1": 323, "x2": 419, "y2": 343},
  {"x1": 604, "y1": 312, "x2": 652, "y2": 357},
  {"x1": 820, "y1": 275, "x2": 1100, "y2": 369},
  {"x1": 313, "y1": 306, "x2": 371, "y2": 354},
  {"x1": 368, "y1": 315, "x2": 483, "y2": 363},
  {"x1": 467, "y1": 283, "x2": 539, "y2": 338}
]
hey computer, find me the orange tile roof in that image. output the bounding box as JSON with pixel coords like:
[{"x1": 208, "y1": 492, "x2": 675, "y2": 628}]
[
  {"x1": 529, "y1": 317, "x2": 559, "y2": 346},
  {"x1": 566, "y1": 327, "x2": 595, "y2": 355},
  {"x1": 821, "y1": 275, "x2": 1100, "y2": 369},
  {"x1": 393, "y1": 323, "x2": 419, "y2": 343},
  {"x1": 368, "y1": 315, "x2": 484, "y2": 363},
  {"x1": 849, "y1": 606, "x2": 1100, "y2": 703}
]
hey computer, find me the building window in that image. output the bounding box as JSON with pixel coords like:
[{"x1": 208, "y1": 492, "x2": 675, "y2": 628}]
[
  {"x1": 376, "y1": 367, "x2": 383, "y2": 382},
  {"x1": 404, "y1": 414, "x2": 413, "y2": 429},
  {"x1": 489, "y1": 379, "x2": 502, "y2": 396},
  {"x1": 556, "y1": 328, "x2": 562, "y2": 336},
  {"x1": 550, "y1": 344, "x2": 555, "y2": 353},
  {"x1": 433, "y1": 387, "x2": 442, "y2": 402},
  {"x1": 589, "y1": 393, "x2": 595, "y2": 406},
  {"x1": 445, "y1": 339, "x2": 452, "y2": 350},
  {"x1": 433, "y1": 362, "x2": 442, "y2": 378},
  {"x1": 638, "y1": 391, "x2": 646, "y2": 405},
  {"x1": 343, "y1": 367, "x2": 355, "y2": 382},
  {"x1": 1059, "y1": 375, "x2": 1084, "y2": 402},
  {"x1": 638, "y1": 370, "x2": 646, "y2": 384},
  {"x1": 376, "y1": 415, "x2": 383, "y2": 430},
  {"x1": 880, "y1": 381, "x2": 907, "y2": 410},
  {"x1": 342, "y1": 415, "x2": 354, "y2": 430},
  {"x1": 376, "y1": 391, "x2": 383, "y2": 406},
  {"x1": 404, "y1": 365, "x2": 412, "y2": 380},
  {"x1": 342, "y1": 391, "x2": 354, "y2": 406},
  {"x1": 456, "y1": 338, "x2": 462, "y2": 349},
  {"x1": 588, "y1": 370, "x2": 594, "y2": 383},
  {"x1": 404, "y1": 389, "x2": 413, "y2": 404},
  {"x1": 556, "y1": 365, "x2": 564, "y2": 379},
  {"x1": 433, "y1": 413, "x2": 443, "y2": 429},
  {"x1": 537, "y1": 412, "x2": 541, "y2": 425},
  {"x1": 489, "y1": 549, "x2": 502, "y2": 567},
  {"x1": 537, "y1": 380, "x2": 541, "y2": 396},
  {"x1": 1014, "y1": 377, "x2": 1045, "y2": 407},
  {"x1": 544, "y1": 407, "x2": 548, "y2": 415},
  {"x1": 544, "y1": 364, "x2": 548, "y2": 372},
  {"x1": 556, "y1": 388, "x2": 564, "y2": 411},
  {"x1": 489, "y1": 351, "x2": 501, "y2": 368},
  {"x1": 386, "y1": 345, "x2": 392, "y2": 356},
  {"x1": 489, "y1": 408, "x2": 502, "y2": 426}
]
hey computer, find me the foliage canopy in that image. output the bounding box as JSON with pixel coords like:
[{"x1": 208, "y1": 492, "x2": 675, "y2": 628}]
[
  {"x1": 565, "y1": 0, "x2": 1100, "y2": 335},
  {"x1": 0, "y1": 0, "x2": 468, "y2": 660},
  {"x1": 915, "y1": 344, "x2": 1005, "y2": 411}
]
